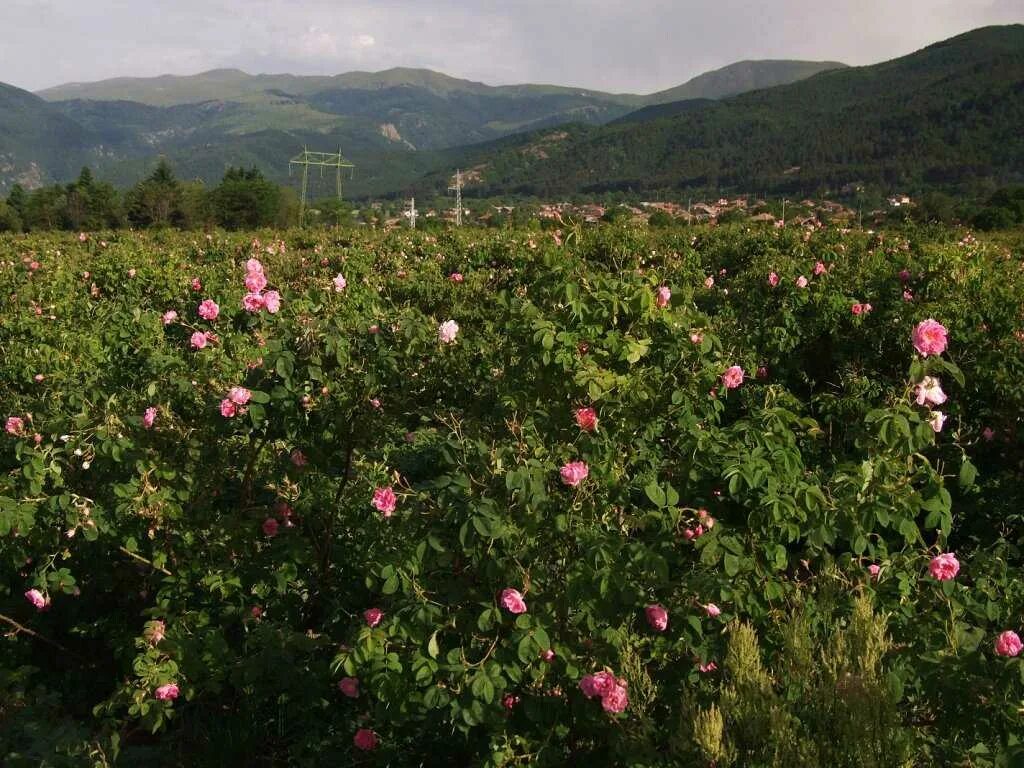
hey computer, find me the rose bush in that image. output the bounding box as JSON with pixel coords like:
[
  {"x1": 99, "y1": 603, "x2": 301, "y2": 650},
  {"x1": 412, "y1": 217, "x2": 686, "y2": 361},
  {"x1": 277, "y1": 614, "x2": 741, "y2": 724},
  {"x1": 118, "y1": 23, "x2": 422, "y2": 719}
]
[{"x1": 1, "y1": 224, "x2": 1024, "y2": 766}]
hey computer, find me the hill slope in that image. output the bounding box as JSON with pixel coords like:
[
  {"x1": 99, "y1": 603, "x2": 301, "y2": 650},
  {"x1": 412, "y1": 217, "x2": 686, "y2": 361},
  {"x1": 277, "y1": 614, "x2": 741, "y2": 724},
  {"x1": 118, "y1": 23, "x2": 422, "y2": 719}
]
[
  {"x1": 433, "y1": 25, "x2": 1024, "y2": 198},
  {"x1": 645, "y1": 59, "x2": 847, "y2": 103}
]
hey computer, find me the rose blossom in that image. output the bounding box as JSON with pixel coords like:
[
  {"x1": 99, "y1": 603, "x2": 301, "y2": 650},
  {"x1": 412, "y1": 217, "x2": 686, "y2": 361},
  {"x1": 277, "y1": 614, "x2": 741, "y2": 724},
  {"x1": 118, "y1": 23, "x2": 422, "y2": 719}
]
[
  {"x1": 698, "y1": 661, "x2": 718, "y2": 673},
  {"x1": 912, "y1": 319, "x2": 948, "y2": 357},
  {"x1": 162, "y1": 310, "x2": 178, "y2": 325},
  {"x1": 601, "y1": 681, "x2": 629, "y2": 713},
  {"x1": 242, "y1": 293, "x2": 265, "y2": 313},
  {"x1": 655, "y1": 285, "x2": 671, "y2": 307},
  {"x1": 502, "y1": 693, "x2": 520, "y2": 710},
  {"x1": 795, "y1": 275, "x2": 808, "y2": 288},
  {"x1": 575, "y1": 407, "x2": 598, "y2": 432},
  {"x1": 262, "y1": 518, "x2": 279, "y2": 537},
  {"x1": 244, "y1": 272, "x2": 267, "y2": 293},
  {"x1": 579, "y1": 671, "x2": 616, "y2": 699},
  {"x1": 450, "y1": 272, "x2": 464, "y2": 283},
  {"x1": 228, "y1": 387, "x2": 251, "y2": 405},
  {"x1": 154, "y1": 683, "x2": 179, "y2": 701},
  {"x1": 25, "y1": 589, "x2": 47, "y2": 610},
  {"x1": 768, "y1": 272, "x2": 780, "y2": 287},
  {"x1": 353, "y1": 729, "x2": 378, "y2": 751},
  {"x1": 541, "y1": 649, "x2": 556, "y2": 662},
  {"x1": 814, "y1": 261, "x2": 826, "y2": 276},
  {"x1": 645, "y1": 604, "x2": 668, "y2": 631},
  {"x1": 333, "y1": 274, "x2": 347, "y2": 292},
  {"x1": 500, "y1": 588, "x2": 527, "y2": 614},
  {"x1": 995, "y1": 631, "x2": 1023, "y2": 658},
  {"x1": 868, "y1": 564, "x2": 881, "y2": 579},
  {"x1": 6, "y1": 416, "x2": 25, "y2": 435},
  {"x1": 142, "y1": 407, "x2": 157, "y2": 429},
  {"x1": 928, "y1": 411, "x2": 946, "y2": 433},
  {"x1": 851, "y1": 303, "x2": 864, "y2": 315},
  {"x1": 245, "y1": 258, "x2": 264, "y2": 275},
  {"x1": 929, "y1": 552, "x2": 960, "y2": 581},
  {"x1": 721, "y1": 365, "x2": 744, "y2": 390},
  {"x1": 704, "y1": 276, "x2": 714, "y2": 289},
  {"x1": 190, "y1": 331, "x2": 209, "y2": 349},
  {"x1": 704, "y1": 603, "x2": 721, "y2": 618},
  {"x1": 219, "y1": 399, "x2": 237, "y2": 418},
  {"x1": 560, "y1": 461, "x2": 589, "y2": 487},
  {"x1": 372, "y1": 487, "x2": 397, "y2": 517},
  {"x1": 263, "y1": 291, "x2": 281, "y2": 314},
  {"x1": 338, "y1": 677, "x2": 360, "y2": 697},
  {"x1": 290, "y1": 449, "x2": 307, "y2": 467},
  {"x1": 914, "y1": 376, "x2": 947, "y2": 407},
  {"x1": 982, "y1": 427, "x2": 995, "y2": 441},
  {"x1": 197, "y1": 299, "x2": 219, "y2": 320},
  {"x1": 145, "y1": 620, "x2": 166, "y2": 644},
  {"x1": 438, "y1": 319, "x2": 459, "y2": 344},
  {"x1": 364, "y1": 608, "x2": 383, "y2": 627},
  {"x1": 690, "y1": 332, "x2": 703, "y2": 344}
]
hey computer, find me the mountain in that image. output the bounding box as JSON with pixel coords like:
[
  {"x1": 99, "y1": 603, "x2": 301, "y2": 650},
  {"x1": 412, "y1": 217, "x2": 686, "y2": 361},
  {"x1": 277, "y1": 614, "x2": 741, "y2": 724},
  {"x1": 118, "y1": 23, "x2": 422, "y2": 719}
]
[
  {"x1": 0, "y1": 82, "x2": 97, "y2": 192},
  {"x1": 645, "y1": 59, "x2": 847, "y2": 104},
  {"x1": 7, "y1": 60, "x2": 843, "y2": 194},
  {"x1": 427, "y1": 25, "x2": 1024, "y2": 199}
]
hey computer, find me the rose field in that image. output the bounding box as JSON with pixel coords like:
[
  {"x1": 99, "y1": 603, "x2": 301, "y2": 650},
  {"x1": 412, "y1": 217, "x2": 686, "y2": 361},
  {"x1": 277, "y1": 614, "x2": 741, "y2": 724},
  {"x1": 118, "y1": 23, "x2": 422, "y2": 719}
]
[{"x1": 3, "y1": 223, "x2": 1024, "y2": 767}]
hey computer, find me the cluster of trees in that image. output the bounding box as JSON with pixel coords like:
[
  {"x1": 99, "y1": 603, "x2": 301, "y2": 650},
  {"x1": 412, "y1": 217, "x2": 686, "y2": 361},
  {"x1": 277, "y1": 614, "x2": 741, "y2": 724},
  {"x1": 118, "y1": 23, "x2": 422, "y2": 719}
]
[{"x1": 0, "y1": 160, "x2": 297, "y2": 232}]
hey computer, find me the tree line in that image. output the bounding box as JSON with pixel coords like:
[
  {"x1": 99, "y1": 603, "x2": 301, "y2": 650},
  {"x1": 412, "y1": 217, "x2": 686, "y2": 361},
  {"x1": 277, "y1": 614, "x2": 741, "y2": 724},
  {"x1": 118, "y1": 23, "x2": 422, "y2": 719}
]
[{"x1": 0, "y1": 160, "x2": 298, "y2": 232}]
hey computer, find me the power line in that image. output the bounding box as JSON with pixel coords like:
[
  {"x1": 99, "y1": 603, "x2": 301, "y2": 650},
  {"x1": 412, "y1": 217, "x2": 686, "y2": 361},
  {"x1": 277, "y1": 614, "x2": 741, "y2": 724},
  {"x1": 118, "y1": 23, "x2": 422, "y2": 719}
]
[
  {"x1": 288, "y1": 147, "x2": 354, "y2": 227},
  {"x1": 447, "y1": 169, "x2": 463, "y2": 226}
]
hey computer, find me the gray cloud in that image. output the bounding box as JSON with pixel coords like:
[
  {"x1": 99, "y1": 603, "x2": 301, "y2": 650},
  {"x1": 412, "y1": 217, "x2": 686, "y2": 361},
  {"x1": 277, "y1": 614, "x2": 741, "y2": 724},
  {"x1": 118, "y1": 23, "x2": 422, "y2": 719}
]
[{"x1": 1, "y1": 0, "x2": 1020, "y2": 93}]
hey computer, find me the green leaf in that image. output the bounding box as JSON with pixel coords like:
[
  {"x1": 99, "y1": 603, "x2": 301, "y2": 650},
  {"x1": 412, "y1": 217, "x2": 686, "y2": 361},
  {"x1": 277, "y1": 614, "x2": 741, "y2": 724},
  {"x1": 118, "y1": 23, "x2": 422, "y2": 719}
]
[
  {"x1": 724, "y1": 553, "x2": 740, "y2": 577},
  {"x1": 644, "y1": 481, "x2": 666, "y2": 507},
  {"x1": 427, "y1": 632, "x2": 440, "y2": 659}
]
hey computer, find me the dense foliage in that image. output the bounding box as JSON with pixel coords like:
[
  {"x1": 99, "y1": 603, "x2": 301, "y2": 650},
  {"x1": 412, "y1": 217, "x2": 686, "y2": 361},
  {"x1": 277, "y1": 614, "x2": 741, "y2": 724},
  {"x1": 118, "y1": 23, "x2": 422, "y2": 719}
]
[{"x1": 2, "y1": 223, "x2": 1024, "y2": 766}]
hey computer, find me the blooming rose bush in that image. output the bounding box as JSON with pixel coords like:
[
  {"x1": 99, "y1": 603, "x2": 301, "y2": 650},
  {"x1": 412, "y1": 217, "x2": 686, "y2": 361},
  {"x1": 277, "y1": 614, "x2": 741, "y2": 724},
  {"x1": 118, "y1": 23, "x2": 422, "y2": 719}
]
[{"x1": 2, "y1": 224, "x2": 1024, "y2": 765}]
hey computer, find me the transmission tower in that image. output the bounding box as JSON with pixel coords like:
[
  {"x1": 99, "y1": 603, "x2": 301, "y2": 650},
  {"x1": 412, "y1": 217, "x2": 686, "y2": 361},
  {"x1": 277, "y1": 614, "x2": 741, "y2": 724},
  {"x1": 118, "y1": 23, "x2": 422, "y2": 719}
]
[
  {"x1": 288, "y1": 147, "x2": 355, "y2": 227},
  {"x1": 448, "y1": 169, "x2": 463, "y2": 226},
  {"x1": 407, "y1": 197, "x2": 418, "y2": 229}
]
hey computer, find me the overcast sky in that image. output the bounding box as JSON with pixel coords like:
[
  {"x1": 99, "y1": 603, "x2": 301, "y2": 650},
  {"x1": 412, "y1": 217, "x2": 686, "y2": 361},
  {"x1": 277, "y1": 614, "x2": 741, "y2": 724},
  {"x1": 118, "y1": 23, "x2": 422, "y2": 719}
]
[{"x1": 2, "y1": 0, "x2": 1021, "y2": 93}]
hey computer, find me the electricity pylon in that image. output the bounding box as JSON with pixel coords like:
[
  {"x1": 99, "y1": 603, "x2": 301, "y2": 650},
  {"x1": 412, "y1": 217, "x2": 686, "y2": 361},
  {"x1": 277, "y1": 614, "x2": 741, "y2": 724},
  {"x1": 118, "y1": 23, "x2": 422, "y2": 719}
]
[
  {"x1": 407, "y1": 197, "x2": 418, "y2": 229},
  {"x1": 289, "y1": 147, "x2": 354, "y2": 227},
  {"x1": 448, "y1": 169, "x2": 463, "y2": 226}
]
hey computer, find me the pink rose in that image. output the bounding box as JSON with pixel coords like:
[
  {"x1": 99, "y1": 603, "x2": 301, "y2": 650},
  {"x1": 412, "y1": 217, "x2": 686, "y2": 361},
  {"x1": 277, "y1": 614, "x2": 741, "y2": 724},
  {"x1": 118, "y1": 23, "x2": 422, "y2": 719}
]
[
  {"x1": 5, "y1": 416, "x2": 25, "y2": 436},
  {"x1": 560, "y1": 461, "x2": 589, "y2": 487},
  {"x1": 500, "y1": 588, "x2": 527, "y2": 614},
  {"x1": 333, "y1": 274, "x2": 347, "y2": 292},
  {"x1": 162, "y1": 310, "x2": 178, "y2": 325},
  {"x1": 450, "y1": 272, "x2": 464, "y2": 283},
  {"x1": 912, "y1": 319, "x2": 948, "y2": 357},
  {"x1": 929, "y1": 552, "x2": 960, "y2": 581},
  {"x1": 721, "y1": 365, "x2": 744, "y2": 390},
  {"x1": 242, "y1": 293, "x2": 265, "y2": 313},
  {"x1": 575, "y1": 407, "x2": 598, "y2": 432},
  {"x1": 263, "y1": 291, "x2": 281, "y2": 314},
  {"x1": 704, "y1": 276, "x2": 714, "y2": 289},
  {"x1": 190, "y1": 331, "x2": 209, "y2": 350},
  {"x1": 25, "y1": 588, "x2": 46, "y2": 610},
  {"x1": 690, "y1": 332, "x2": 703, "y2": 344},
  {"x1": 863, "y1": 303, "x2": 873, "y2": 313},
  {"x1": 541, "y1": 649, "x2": 556, "y2": 662},
  {"x1": 914, "y1": 376, "x2": 947, "y2": 407},
  {"x1": 34, "y1": 374, "x2": 45, "y2": 383},
  {"x1": 364, "y1": 608, "x2": 383, "y2": 627},
  {"x1": 262, "y1": 518, "x2": 279, "y2": 537},
  {"x1": 145, "y1": 620, "x2": 166, "y2": 644},
  {"x1": 219, "y1": 399, "x2": 237, "y2": 418},
  {"x1": 851, "y1": 303, "x2": 863, "y2": 315},
  {"x1": 982, "y1": 427, "x2": 995, "y2": 441},
  {"x1": 600, "y1": 681, "x2": 629, "y2": 713},
  {"x1": 502, "y1": 693, "x2": 520, "y2": 710},
  {"x1": 353, "y1": 729, "x2": 379, "y2": 751},
  {"x1": 290, "y1": 449, "x2": 307, "y2": 467},
  {"x1": 245, "y1": 258, "x2": 264, "y2": 275},
  {"x1": 899, "y1": 268, "x2": 911, "y2": 283},
  {"x1": 372, "y1": 487, "x2": 397, "y2": 517},
  {"x1": 698, "y1": 661, "x2": 718, "y2": 673},
  {"x1": 369, "y1": 324, "x2": 380, "y2": 335},
  {"x1": 338, "y1": 677, "x2": 360, "y2": 698},
  {"x1": 928, "y1": 411, "x2": 946, "y2": 433},
  {"x1": 655, "y1": 285, "x2": 671, "y2": 307},
  {"x1": 868, "y1": 564, "x2": 881, "y2": 579},
  {"x1": 142, "y1": 407, "x2": 157, "y2": 430},
  {"x1": 768, "y1": 272, "x2": 779, "y2": 287},
  {"x1": 228, "y1": 387, "x2": 251, "y2": 405},
  {"x1": 645, "y1": 604, "x2": 668, "y2": 631},
  {"x1": 995, "y1": 630, "x2": 1023, "y2": 658},
  {"x1": 704, "y1": 603, "x2": 721, "y2": 618},
  {"x1": 579, "y1": 671, "x2": 616, "y2": 699},
  {"x1": 245, "y1": 272, "x2": 267, "y2": 293},
  {"x1": 438, "y1": 319, "x2": 459, "y2": 344},
  {"x1": 814, "y1": 261, "x2": 826, "y2": 276},
  {"x1": 154, "y1": 683, "x2": 179, "y2": 701},
  {"x1": 198, "y1": 299, "x2": 219, "y2": 320},
  {"x1": 795, "y1": 275, "x2": 808, "y2": 288}
]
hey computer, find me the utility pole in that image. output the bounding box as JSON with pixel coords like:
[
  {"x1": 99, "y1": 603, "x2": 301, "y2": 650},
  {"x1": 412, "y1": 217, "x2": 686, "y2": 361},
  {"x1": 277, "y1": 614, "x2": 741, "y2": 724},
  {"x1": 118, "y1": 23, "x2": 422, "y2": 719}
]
[
  {"x1": 407, "y1": 197, "x2": 417, "y2": 229},
  {"x1": 782, "y1": 198, "x2": 787, "y2": 228},
  {"x1": 448, "y1": 169, "x2": 463, "y2": 226},
  {"x1": 289, "y1": 147, "x2": 355, "y2": 227}
]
